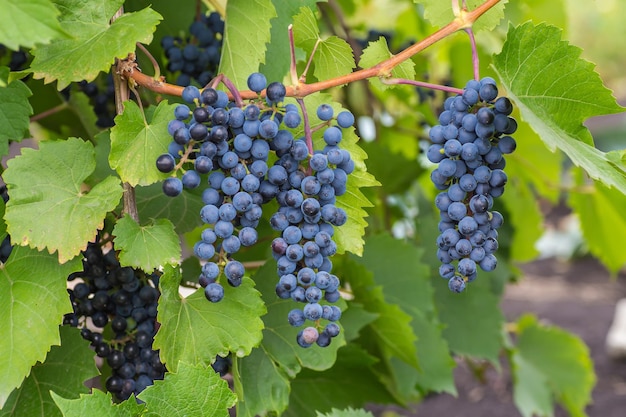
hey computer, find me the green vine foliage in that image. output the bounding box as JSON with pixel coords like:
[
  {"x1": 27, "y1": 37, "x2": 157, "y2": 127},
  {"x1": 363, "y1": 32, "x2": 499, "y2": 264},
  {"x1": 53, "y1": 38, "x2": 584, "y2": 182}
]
[{"x1": 0, "y1": 0, "x2": 622, "y2": 416}]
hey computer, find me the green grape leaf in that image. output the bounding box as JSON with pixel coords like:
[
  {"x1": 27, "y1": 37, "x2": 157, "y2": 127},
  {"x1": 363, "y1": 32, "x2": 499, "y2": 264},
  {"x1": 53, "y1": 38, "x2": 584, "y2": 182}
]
[
  {"x1": 296, "y1": 93, "x2": 379, "y2": 256},
  {"x1": 283, "y1": 345, "x2": 395, "y2": 417},
  {"x1": 3, "y1": 138, "x2": 124, "y2": 263},
  {"x1": 234, "y1": 261, "x2": 345, "y2": 417},
  {"x1": 154, "y1": 266, "x2": 265, "y2": 373},
  {"x1": 109, "y1": 101, "x2": 176, "y2": 187},
  {"x1": 351, "y1": 234, "x2": 456, "y2": 395},
  {"x1": 261, "y1": 1, "x2": 321, "y2": 82},
  {"x1": 317, "y1": 408, "x2": 374, "y2": 417},
  {"x1": 30, "y1": 0, "x2": 162, "y2": 89},
  {"x1": 568, "y1": 169, "x2": 626, "y2": 274},
  {"x1": 0, "y1": 246, "x2": 82, "y2": 406},
  {"x1": 344, "y1": 259, "x2": 419, "y2": 369},
  {"x1": 359, "y1": 38, "x2": 415, "y2": 90},
  {"x1": 0, "y1": 326, "x2": 99, "y2": 417},
  {"x1": 112, "y1": 214, "x2": 180, "y2": 271},
  {"x1": 51, "y1": 390, "x2": 145, "y2": 417},
  {"x1": 219, "y1": 0, "x2": 277, "y2": 88},
  {"x1": 419, "y1": 0, "x2": 508, "y2": 32},
  {"x1": 493, "y1": 22, "x2": 626, "y2": 193},
  {"x1": 0, "y1": 0, "x2": 68, "y2": 50},
  {"x1": 0, "y1": 74, "x2": 33, "y2": 157},
  {"x1": 502, "y1": 117, "x2": 562, "y2": 261},
  {"x1": 434, "y1": 276, "x2": 504, "y2": 362},
  {"x1": 292, "y1": 6, "x2": 319, "y2": 49},
  {"x1": 233, "y1": 347, "x2": 291, "y2": 417},
  {"x1": 314, "y1": 37, "x2": 355, "y2": 83},
  {"x1": 340, "y1": 302, "x2": 378, "y2": 343},
  {"x1": 135, "y1": 183, "x2": 205, "y2": 234},
  {"x1": 137, "y1": 362, "x2": 236, "y2": 417},
  {"x1": 292, "y1": 8, "x2": 355, "y2": 82},
  {"x1": 511, "y1": 314, "x2": 595, "y2": 417}
]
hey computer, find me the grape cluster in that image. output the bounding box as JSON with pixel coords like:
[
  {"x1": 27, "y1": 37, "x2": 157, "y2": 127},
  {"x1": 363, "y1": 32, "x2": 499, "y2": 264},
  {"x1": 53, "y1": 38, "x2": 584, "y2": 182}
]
[
  {"x1": 161, "y1": 12, "x2": 224, "y2": 87},
  {"x1": 157, "y1": 73, "x2": 355, "y2": 348},
  {"x1": 156, "y1": 76, "x2": 291, "y2": 303},
  {"x1": 77, "y1": 74, "x2": 117, "y2": 128},
  {"x1": 427, "y1": 78, "x2": 517, "y2": 292},
  {"x1": 271, "y1": 105, "x2": 355, "y2": 348},
  {"x1": 64, "y1": 242, "x2": 166, "y2": 401}
]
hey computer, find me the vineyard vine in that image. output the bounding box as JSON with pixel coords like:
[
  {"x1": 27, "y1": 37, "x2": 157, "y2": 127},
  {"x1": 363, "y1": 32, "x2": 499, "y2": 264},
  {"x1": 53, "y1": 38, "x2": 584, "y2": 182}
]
[{"x1": 0, "y1": 0, "x2": 623, "y2": 417}]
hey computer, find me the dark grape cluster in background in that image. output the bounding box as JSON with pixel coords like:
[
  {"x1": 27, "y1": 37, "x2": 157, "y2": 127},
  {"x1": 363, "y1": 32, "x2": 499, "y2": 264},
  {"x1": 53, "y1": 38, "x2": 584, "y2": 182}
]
[
  {"x1": 0, "y1": 44, "x2": 29, "y2": 71},
  {"x1": 161, "y1": 12, "x2": 224, "y2": 87},
  {"x1": 155, "y1": 73, "x2": 355, "y2": 348},
  {"x1": 0, "y1": 185, "x2": 13, "y2": 263},
  {"x1": 76, "y1": 74, "x2": 117, "y2": 128},
  {"x1": 64, "y1": 242, "x2": 166, "y2": 401},
  {"x1": 427, "y1": 77, "x2": 517, "y2": 293}
]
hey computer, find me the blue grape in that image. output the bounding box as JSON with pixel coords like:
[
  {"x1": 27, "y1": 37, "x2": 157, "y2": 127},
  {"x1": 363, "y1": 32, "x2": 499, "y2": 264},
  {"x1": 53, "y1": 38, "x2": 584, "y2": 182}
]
[
  {"x1": 316, "y1": 104, "x2": 334, "y2": 121},
  {"x1": 336, "y1": 111, "x2": 355, "y2": 128},
  {"x1": 205, "y1": 283, "x2": 224, "y2": 302},
  {"x1": 247, "y1": 72, "x2": 267, "y2": 93},
  {"x1": 163, "y1": 177, "x2": 183, "y2": 197},
  {"x1": 182, "y1": 170, "x2": 201, "y2": 189}
]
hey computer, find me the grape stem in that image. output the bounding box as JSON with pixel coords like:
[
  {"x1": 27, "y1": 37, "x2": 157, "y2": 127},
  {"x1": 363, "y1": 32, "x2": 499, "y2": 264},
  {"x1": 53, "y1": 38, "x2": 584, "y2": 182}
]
[
  {"x1": 288, "y1": 25, "x2": 299, "y2": 86},
  {"x1": 382, "y1": 78, "x2": 464, "y2": 95},
  {"x1": 296, "y1": 98, "x2": 315, "y2": 164},
  {"x1": 111, "y1": 6, "x2": 140, "y2": 223},
  {"x1": 135, "y1": 42, "x2": 161, "y2": 81},
  {"x1": 464, "y1": 27, "x2": 480, "y2": 81},
  {"x1": 120, "y1": 0, "x2": 501, "y2": 99}
]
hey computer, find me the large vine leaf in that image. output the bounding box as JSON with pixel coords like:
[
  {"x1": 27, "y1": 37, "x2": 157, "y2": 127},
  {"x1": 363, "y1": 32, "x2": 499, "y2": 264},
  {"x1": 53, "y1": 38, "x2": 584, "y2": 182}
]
[
  {"x1": 493, "y1": 22, "x2": 626, "y2": 193},
  {"x1": 501, "y1": 118, "x2": 562, "y2": 262},
  {"x1": 283, "y1": 345, "x2": 395, "y2": 417},
  {"x1": 3, "y1": 138, "x2": 124, "y2": 263},
  {"x1": 359, "y1": 39, "x2": 415, "y2": 91},
  {"x1": 153, "y1": 266, "x2": 265, "y2": 373},
  {"x1": 0, "y1": 69, "x2": 33, "y2": 157},
  {"x1": 0, "y1": 246, "x2": 82, "y2": 406},
  {"x1": 419, "y1": 0, "x2": 508, "y2": 32},
  {"x1": 355, "y1": 233, "x2": 456, "y2": 395},
  {"x1": 292, "y1": 7, "x2": 355, "y2": 82},
  {"x1": 135, "y1": 183, "x2": 205, "y2": 234},
  {"x1": 234, "y1": 261, "x2": 346, "y2": 417},
  {"x1": 30, "y1": 0, "x2": 162, "y2": 89},
  {"x1": 112, "y1": 214, "x2": 181, "y2": 272},
  {"x1": 0, "y1": 326, "x2": 99, "y2": 417},
  {"x1": 0, "y1": 0, "x2": 68, "y2": 50},
  {"x1": 219, "y1": 0, "x2": 277, "y2": 88},
  {"x1": 295, "y1": 92, "x2": 379, "y2": 256},
  {"x1": 109, "y1": 101, "x2": 176, "y2": 187},
  {"x1": 511, "y1": 314, "x2": 595, "y2": 417},
  {"x1": 343, "y1": 259, "x2": 419, "y2": 370},
  {"x1": 434, "y1": 275, "x2": 504, "y2": 362},
  {"x1": 568, "y1": 169, "x2": 626, "y2": 274},
  {"x1": 261, "y1": 0, "x2": 321, "y2": 82},
  {"x1": 137, "y1": 362, "x2": 237, "y2": 417},
  {"x1": 51, "y1": 390, "x2": 145, "y2": 417}
]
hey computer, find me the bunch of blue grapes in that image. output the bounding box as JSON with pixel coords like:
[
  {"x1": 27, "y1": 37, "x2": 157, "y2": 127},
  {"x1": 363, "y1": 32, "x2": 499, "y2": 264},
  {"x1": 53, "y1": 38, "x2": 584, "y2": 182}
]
[
  {"x1": 427, "y1": 77, "x2": 517, "y2": 292},
  {"x1": 64, "y1": 242, "x2": 166, "y2": 401},
  {"x1": 161, "y1": 12, "x2": 224, "y2": 87},
  {"x1": 156, "y1": 75, "x2": 291, "y2": 303},
  {"x1": 270, "y1": 104, "x2": 355, "y2": 348}
]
